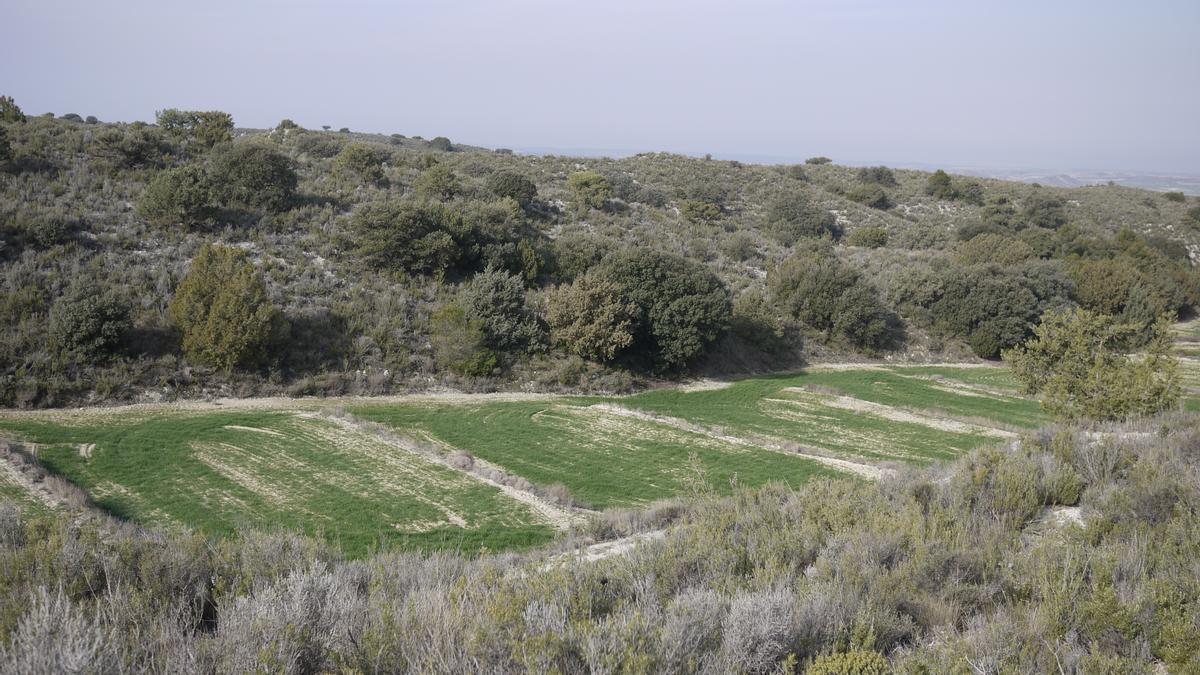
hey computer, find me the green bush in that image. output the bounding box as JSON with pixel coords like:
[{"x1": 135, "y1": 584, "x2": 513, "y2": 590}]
[
  {"x1": 207, "y1": 143, "x2": 297, "y2": 212},
  {"x1": 845, "y1": 184, "x2": 891, "y2": 210},
  {"x1": 856, "y1": 166, "x2": 897, "y2": 187},
  {"x1": 486, "y1": 171, "x2": 538, "y2": 208},
  {"x1": 48, "y1": 286, "x2": 130, "y2": 362},
  {"x1": 925, "y1": 169, "x2": 955, "y2": 199},
  {"x1": 1006, "y1": 308, "x2": 1180, "y2": 420},
  {"x1": 168, "y1": 244, "x2": 287, "y2": 372},
  {"x1": 0, "y1": 125, "x2": 9, "y2": 165},
  {"x1": 430, "y1": 301, "x2": 496, "y2": 376},
  {"x1": 294, "y1": 133, "x2": 344, "y2": 158},
  {"x1": 89, "y1": 126, "x2": 169, "y2": 171},
  {"x1": 1163, "y1": 191, "x2": 1186, "y2": 203},
  {"x1": 459, "y1": 267, "x2": 544, "y2": 353},
  {"x1": 545, "y1": 274, "x2": 638, "y2": 362},
  {"x1": 428, "y1": 136, "x2": 453, "y2": 151},
  {"x1": 806, "y1": 650, "x2": 890, "y2": 675},
  {"x1": 137, "y1": 164, "x2": 214, "y2": 226},
  {"x1": 956, "y1": 233, "x2": 1035, "y2": 266},
  {"x1": 768, "y1": 250, "x2": 859, "y2": 334},
  {"x1": 411, "y1": 164, "x2": 459, "y2": 201},
  {"x1": 333, "y1": 143, "x2": 386, "y2": 185},
  {"x1": 846, "y1": 227, "x2": 888, "y2": 248},
  {"x1": 766, "y1": 192, "x2": 840, "y2": 244},
  {"x1": 155, "y1": 109, "x2": 233, "y2": 152},
  {"x1": 805, "y1": 156, "x2": 831, "y2": 165},
  {"x1": 681, "y1": 199, "x2": 722, "y2": 224},
  {"x1": 1022, "y1": 192, "x2": 1067, "y2": 229},
  {"x1": 0, "y1": 95, "x2": 26, "y2": 123},
  {"x1": 568, "y1": 171, "x2": 612, "y2": 211},
  {"x1": 597, "y1": 248, "x2": 730, "y2": 371},
  {"x1": 351, "y1": 200, "x2": 462, "y2": 277}
]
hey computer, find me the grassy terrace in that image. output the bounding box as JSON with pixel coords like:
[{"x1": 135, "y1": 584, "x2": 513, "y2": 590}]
[{"x1": 0, "y1": 365, "x2": 1057, "y2": 553}]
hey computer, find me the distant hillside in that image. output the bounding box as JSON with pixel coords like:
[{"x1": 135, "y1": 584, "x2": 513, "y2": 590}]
[{"x1": 1, "y1": 101, "x2": 1199, "y2": 408}]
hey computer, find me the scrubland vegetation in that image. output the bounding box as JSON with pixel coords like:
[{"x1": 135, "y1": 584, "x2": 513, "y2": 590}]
[
  {"x1": 1, "y1": 411, "x2": 1198, "y2": 672},
  {"x1": 2, "y1": 97, "x2": 1199, "y2": 407},
  {"x1": 3, "y1": 96, "x2": 1200, "y2": 672}
]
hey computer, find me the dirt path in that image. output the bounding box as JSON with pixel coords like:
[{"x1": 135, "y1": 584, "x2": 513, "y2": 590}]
[
  {"x1": 541, "y1": 529, "x2": 667, "y2": 570},
  {"x1": 590, "y1": 403, "x2": 886, "y2": 480}
]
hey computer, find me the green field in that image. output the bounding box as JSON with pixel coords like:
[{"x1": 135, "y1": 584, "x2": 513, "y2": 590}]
[{"x1": 0, "y1": 365, "x2": 1051, "y2": 554}]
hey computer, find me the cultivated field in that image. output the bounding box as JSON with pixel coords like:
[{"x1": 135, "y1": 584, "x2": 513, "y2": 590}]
[{"x1": 0, "y1": 364, "x2": 1090, "y2": 555}]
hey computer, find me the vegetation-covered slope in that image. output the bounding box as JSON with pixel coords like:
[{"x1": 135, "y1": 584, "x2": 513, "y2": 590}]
[{"x1": 3, "y1": 97, "x2": 1200, "y2": 408}]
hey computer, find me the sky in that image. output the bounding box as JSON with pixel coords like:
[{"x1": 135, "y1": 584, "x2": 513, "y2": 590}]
[{"x1": 3, "y1": 0, "x2": 1199, "y2": 172}]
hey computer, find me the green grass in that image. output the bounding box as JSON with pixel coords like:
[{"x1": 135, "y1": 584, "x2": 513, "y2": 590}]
[
  {"x1": 0, "y1": 365, "x2": 1061, "y2": 554},
  {"x1": 0, "y1": 411, "x2": 552, "y2": 556},
  {"x1": 351, "y1": 399, "x2": 843, "y2": 510}
]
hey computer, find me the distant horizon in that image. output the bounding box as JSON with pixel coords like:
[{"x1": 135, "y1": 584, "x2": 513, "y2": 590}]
[{"x1": 5, "y1": 0, "x2": 1198, "y2": 175}]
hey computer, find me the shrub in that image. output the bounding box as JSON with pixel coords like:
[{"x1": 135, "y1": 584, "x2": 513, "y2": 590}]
[
  {"x1": 458, "y1": 266, "x2": 544, "y2": 352},
  {"x1": 1163, "y1": 191, "x2": 1186, "y2": 203},
  {"x1": 833, "y1": 283, "x2": 896, "y2": 353},
  {"x1": 48, "y1": 285, "x2": 130, "y2": 362},
  {"x1": 856, "y1": 165, "x2": 897, "y2": 187},
  {"x1": 681, "y1": 199, "x2": 722, "y2": 224},
  {"x1": 0, "y1": 126, "x2": 9, "y2": 165},
  {"x1": 845, "y1": 184, "x2": 891, "y2": 210},
  {"x1": 545, "y1": 274, "x2": 638, "y2": 362},
  {"x1": 155, "y1": 109, "x2": 233, "y2": 152},
  {"x1": 765, "y1": 192, "x2": 840, "y2": 244},
  {"x1": 351, "y1": 201, "x2": 462, "y2": 277},
  {"x1": 768, "y1": 250, "x2": 859, "y2": 334},
  {"x1": 1022, "y1": 192, "x2": 1067, "y2": 229},
  {"x1": 720, "y1": 589, "x2": 794, "y2": 674},
  {"x1": 1005, "y1": 308, "x2": 1180, "y2": 420},
  {"x1": 294, "y1": 133, "x2": 344, "y2": 158},
  {"x1": 411, "y1": 164, "x2": 459, "y2": 201},
  {"x1": 207, "y1": 143, "x2": 297, "y2": 212},
  {"x1": 929, "y1": 268, "x2": 1038, "y2": 358},
  {"x1": 430, "y1": 301, "x2": 496, "y2": 376},
  {"x1": 137, "y1": 164, "x2": 214, "y2": 226},
  {"x1": 486, "y1": 171, "x2": 537, "y2": 208},
  {"x1": 0, "y1": 95, "x2": 25, "y2": 123},
  {"x1": 956, "y1": 233, "x2": 1035, "y2": 266},
  {"x1": 926, "y1": 169, "x2": 955, "y2": 199},
  {"x1": 568, "y1": 171, "x2": 612, "y2": 211},
  {"x1": 730, "y1": 289, "x2": 792, "y2": 353},
  {"x1": 807, "y1": 650, "x2": 890, "y2": 675},
  {"x1": 598, "y1": 248, "x2": 731, "y2": 371},
  {"x1": 168, "y1": 244, "x2": 287, "y2": 372},
  {"x1": 428, "y1": 136, "x2": 453, "y2": 151},
  {"x1": 805, "y1": 156, "x2": 832, "y2": 165},
  {"x1": 89, "y1": 126, "x2": 169, "y2": 171},
  {"x1": 846, "y1": 227, "x2": 888, "y2": 248},
  {"x1": 333, "y1": 143, "x2": 386, "y2": 185}
]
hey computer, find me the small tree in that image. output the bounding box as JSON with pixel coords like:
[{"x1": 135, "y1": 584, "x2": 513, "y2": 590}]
[
  {"x1": 765, "y1": 192, "x2": 839, "y2": 244},
  {"x1": 428, "y1": 136, "x2": 453, "y2": 151},
  {"x1": 48, "y1": 285, "x2": 130, "y2": 362},
  {"x1": 412, "y1": 164, "x2": 459, "y2": 201},
  {"x1": 681, "y1": 199, "x2": 722, "y2": 225},
  {"x1": 568, "y1": 171, "x2": 612, "y2": 211},
  {"x1": 925, "y1": 169, "x2": 955, "y2": 199},
  {"x1": 0, "y1": 125, "x2": 10, "y2": 165},
  {"x1": 351, "y1": 200, "x2": 462, "y2": 277},
  {"x1": 333, "y1": 143, "x2": 386, "y2": 186},
  {"x1": 207, "y1": 143, "x2": 297, "y2": 212},
  {"x1": 168, "y1": 244, "x2": 287, "y2": 372},
  {"x1": 155, "y1": 109, "x2": 233, "y2": 151},
  {"x1": 545, "y1": 274, "x2": 638, "y2": 362},
  {"x1": 956, "y1": 233, "x2": 1035, "y2": 266},
  {"x1": 138, "y1": 164, "x2": 214, "y2": 225},
  {"x1": 1005, "y1": 308, "x2": 1179, "y2": 420},
  {"x1": 459, "y1": 267, "x2": 544, "y2": 352},
  {"x1": 486, "y1": 171, "x2": 538, "y2": 208},
  {"x1": 846, "y1": 226, "x2": 888, "y2": 248},
  {"x1": 856, "y1": 166, "x2": 897, "y2": 186},
  {"x1": 430, "y1": 302, "x2": 496, "y2": 376},
  {"x1": 1022, "y1": 192, "x2": 1067, "y2": 229},
  {"x1": 805, "y1": 156, "x2": 831, "y2": 165},
  {"x1": 598, "y1": 248, "x2": 730, "y2": 371},
  {"x1": 0, "y1": 95, "x2": 25, "y2": 123},
  {"x1": 846, "y1": 184, "x2": 892, "y2": 210}
]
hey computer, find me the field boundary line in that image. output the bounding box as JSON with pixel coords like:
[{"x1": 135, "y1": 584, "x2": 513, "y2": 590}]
[
  {"x1": 589, "y1": 403, "x2": 886, "y2": 480},
  {"x1": 311, "y1": 411, "x2": 591, "y2": 530}
]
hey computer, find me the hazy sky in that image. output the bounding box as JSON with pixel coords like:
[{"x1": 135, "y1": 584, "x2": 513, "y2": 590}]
[{"x1": 4, "y1": 0, "x2": 1198, "y2": 172}]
